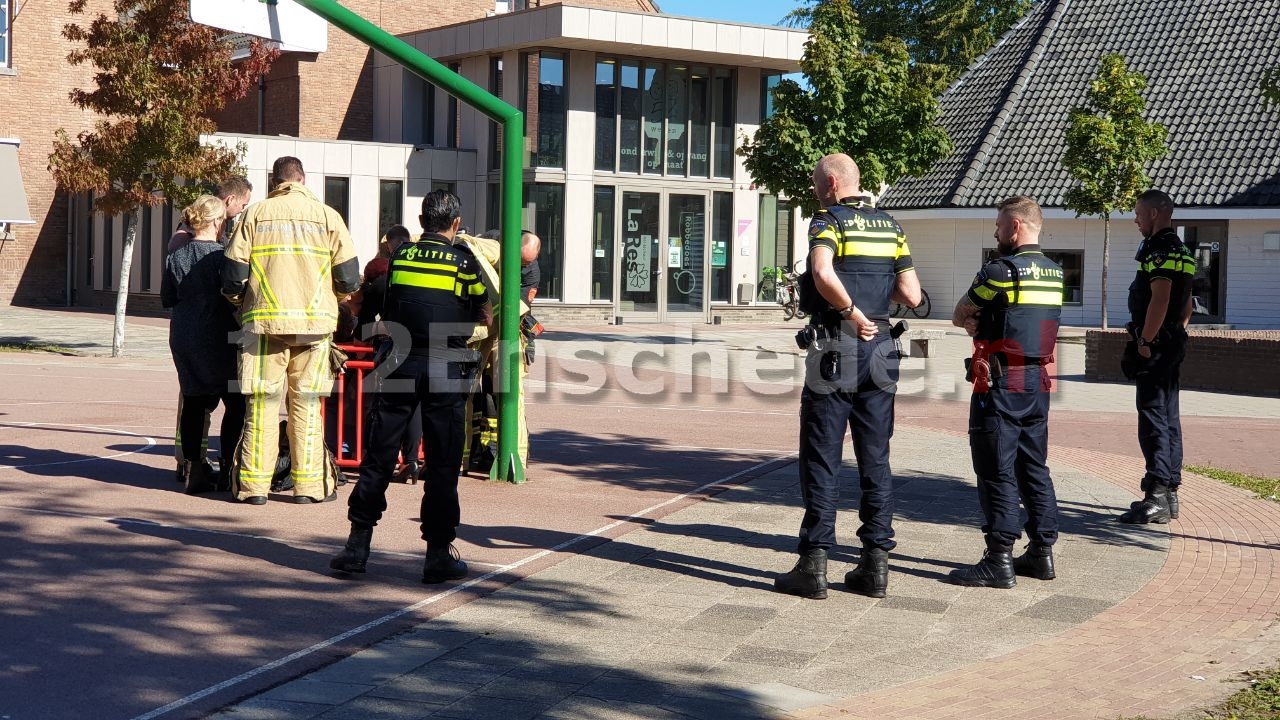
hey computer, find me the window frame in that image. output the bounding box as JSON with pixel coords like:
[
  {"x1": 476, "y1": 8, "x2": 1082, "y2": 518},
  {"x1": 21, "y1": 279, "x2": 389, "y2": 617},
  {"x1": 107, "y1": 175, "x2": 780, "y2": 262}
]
[
  {"x1": 0, "y1": 0, "x2": 11, "y2": 70},
  {"x1": 324, "y1": 176, "x2": 351, "y2": 227}
]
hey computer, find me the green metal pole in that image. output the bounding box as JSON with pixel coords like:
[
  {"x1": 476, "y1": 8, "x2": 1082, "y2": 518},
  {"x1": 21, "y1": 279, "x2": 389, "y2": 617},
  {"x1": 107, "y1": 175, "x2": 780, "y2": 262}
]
[{"x1": 292, "y1": 0, "x2": 525, "y2": 482}]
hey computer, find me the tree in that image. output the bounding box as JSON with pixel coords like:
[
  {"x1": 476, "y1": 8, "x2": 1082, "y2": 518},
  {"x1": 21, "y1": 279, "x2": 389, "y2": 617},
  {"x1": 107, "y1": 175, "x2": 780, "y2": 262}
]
[
  {"x1": 782, "y1": 0, "x2": 1032, "y2": 84},
  {"x1": 48, "y1": 0, "x2": 276, "y2": 356},
  {"x1": 741, "y1": 0, "x2": 953, "y2": 216},
  {"x1": 1061, "y1": 53, "x2": 1168, "y2": 329},
  {"x1": 1263, "y1": 64, "x2": 1280, "y2": 109}
]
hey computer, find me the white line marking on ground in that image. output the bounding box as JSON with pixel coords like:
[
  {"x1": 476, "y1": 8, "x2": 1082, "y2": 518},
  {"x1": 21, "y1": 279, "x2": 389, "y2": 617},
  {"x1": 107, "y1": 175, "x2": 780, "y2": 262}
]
[
  {"x1": 128, "y1": 455, "x2": 792, "y2": 720},
  {"x1": 0, "y1": 422, "x2": 156, "y2": 470}
]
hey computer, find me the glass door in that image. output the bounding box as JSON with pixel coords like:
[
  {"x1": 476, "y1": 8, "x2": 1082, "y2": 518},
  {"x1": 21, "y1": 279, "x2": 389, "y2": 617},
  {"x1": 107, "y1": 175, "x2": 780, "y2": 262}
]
[
  {"x1": 618, "y1": 191, "x2": 661, "y2": 319},
  {"x1": 1177, "y1": 222, "x2": 1227, "y2": 324},
  {"x1": 665, "y1": 193, "x2": 708, "y2": 319}
]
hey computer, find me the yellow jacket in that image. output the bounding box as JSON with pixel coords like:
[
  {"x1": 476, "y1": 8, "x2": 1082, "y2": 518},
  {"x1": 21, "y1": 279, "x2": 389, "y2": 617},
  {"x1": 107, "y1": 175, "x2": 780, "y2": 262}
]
[{"x1": 222, "y1": 182, "x2": 361, "y2": 336}]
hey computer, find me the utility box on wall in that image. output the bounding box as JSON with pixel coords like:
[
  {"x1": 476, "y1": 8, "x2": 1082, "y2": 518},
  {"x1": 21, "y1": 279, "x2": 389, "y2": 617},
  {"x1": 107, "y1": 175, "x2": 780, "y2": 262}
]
[{"x1": 737, "y1": 282, "x2": 754, "y2": 305}]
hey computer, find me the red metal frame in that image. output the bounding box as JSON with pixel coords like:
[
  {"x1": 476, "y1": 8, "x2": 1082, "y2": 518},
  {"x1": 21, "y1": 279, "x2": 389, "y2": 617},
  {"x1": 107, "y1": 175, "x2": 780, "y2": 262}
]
[{"x1": 332, "y1": 343, "x2": 374, "y2": 469}]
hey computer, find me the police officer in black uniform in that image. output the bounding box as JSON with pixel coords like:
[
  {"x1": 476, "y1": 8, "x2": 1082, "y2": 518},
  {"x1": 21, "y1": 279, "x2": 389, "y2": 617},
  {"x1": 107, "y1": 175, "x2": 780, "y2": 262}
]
[
  {"x1": 330, "y1": 190, "x2": 492, "y2": 583},
  {"x1": 949, "y1": 196, "x2": 1063, "y2": 588},
  {"x1": 1119, "y1": 189, "x2": 1195, "y2": 524},
  {"x1": 774, "y1": 153, "x2": 921, "y2": 600}
]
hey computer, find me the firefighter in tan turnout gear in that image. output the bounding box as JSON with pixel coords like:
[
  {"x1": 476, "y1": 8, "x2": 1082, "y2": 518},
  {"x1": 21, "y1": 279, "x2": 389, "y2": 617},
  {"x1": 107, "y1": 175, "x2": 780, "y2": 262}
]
[{"x1": 222, "y1": 156, "x2": 361, "y2": 505}]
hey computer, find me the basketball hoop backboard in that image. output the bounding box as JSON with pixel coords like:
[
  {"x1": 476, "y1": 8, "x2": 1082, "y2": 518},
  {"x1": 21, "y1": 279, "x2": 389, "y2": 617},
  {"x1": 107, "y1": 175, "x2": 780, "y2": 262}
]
[{"x1": 190, "y1": 0, "x2": 328, "y2": 53}]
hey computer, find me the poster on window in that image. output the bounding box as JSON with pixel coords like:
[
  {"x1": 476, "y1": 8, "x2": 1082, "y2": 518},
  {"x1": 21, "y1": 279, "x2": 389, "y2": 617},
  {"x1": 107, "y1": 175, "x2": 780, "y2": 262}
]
[{"x1": 625, "y1": 233, "x2": 652, "y2": 291}]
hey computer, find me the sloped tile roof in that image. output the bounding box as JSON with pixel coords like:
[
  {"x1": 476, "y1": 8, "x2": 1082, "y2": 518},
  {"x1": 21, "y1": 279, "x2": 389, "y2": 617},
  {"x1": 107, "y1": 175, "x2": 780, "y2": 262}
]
[{"x1": 881, "y1": 0, "x2": 1280, "y2": 209}]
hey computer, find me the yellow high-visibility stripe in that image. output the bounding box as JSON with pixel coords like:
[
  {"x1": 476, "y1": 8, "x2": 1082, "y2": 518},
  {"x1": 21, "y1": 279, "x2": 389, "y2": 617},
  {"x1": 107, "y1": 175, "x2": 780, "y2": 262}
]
[
  {"x1": 840, "y1": 229, "x2": 901, "y2": 240},
  {"x1": 973, "y1": 285, "x2": 1000, "y2": 301},
  {"x1": 248, "y1": 258, "x2": 281, "y2": 308},
  {"x1": 396, "y1": 260, "x2": 457, "y2": 273},
  {"x1": 839, "y1": 240, "x2": 899, "y2": 258},
  {"x1": 253, "y1": 245, "x2": 332, "y2": 257},
  {"x1": 250, "y1": 333, "x2": 268, "y2": 478},
  {"x1": 466, "y1": 282, "x2": 486, "y2": 296},
  {"x1": 391, "y1": 270, "x2": 456, "y2": 291},
  {"x1": 241, "y1": 308, "x2": 337, "y2": 321},
  {"x1": 1009, "y1": 290, "x2": 1064, "y2": 306}
]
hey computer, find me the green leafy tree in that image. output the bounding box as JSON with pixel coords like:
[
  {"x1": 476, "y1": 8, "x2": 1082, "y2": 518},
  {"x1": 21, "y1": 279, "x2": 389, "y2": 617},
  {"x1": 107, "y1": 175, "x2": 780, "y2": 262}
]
[
  {"x1": 782, "y1": 0, "x2": 1032, "y2": 83},
  {"x1": 48, "y1": 0, "x2": 276, "y2": 356},
  {"x1": 1062, "y1": 53, "x2": 1168, "y2": 329},
  {"x1": 742, "y1": 0, "x2": 952, "y2": 216},
  {"x1": 1263, "y1": 64, "x2": 1280, "y2": 109}
]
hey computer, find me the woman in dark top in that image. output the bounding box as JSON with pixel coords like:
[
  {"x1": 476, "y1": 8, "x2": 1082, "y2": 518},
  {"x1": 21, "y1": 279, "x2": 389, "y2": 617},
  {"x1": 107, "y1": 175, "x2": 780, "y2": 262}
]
[{"x1": 161, "y1": 195, "x2": 245, "y2": 495}]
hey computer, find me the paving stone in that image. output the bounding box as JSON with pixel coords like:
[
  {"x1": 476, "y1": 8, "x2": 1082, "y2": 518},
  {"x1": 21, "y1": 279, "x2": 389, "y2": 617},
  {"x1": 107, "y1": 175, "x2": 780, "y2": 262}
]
[
  {"x1": 723, "y1": 644, "x2": 818, "y2": 670},
  {"x1": 261, "y1": 679, "x2": 376, "y2": 706},
  {"x1": 432, "y1": 693, "x2": 550, "y2": 720},
  {"x1": 720, "y1": 681, "x2": 836, "y2": 711},
  {"x1": 314, "y1": 696, "x2": 445, "y2": 719},
  {"x1": 364, "y1": 672, "x2": 485, "y2": 704},
  {"x1": 1017, "y1": 595, "x2": 1116, "y2": 623},
  {"x1": 878, "y1": 595, "x2": 950, "y2": 614},
  {"x1": 208, "y1": 698, "x2": 331, "y2": 720}
]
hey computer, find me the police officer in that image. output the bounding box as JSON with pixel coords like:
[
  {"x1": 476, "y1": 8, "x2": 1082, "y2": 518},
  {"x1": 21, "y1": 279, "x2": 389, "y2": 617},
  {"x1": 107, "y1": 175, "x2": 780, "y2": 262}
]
[
  {"x1": 1119, "y1": 189, "x2": 1195, "y2": 524},
  {"x1": 330, "y1": 190, "x2": 492, "y2": 583},
  {"x1": 773, "y1": 153, "x2": 921, "y2": 600},
  {"x1": 949, "y1": 196, "x2": 1063, "y2": 587}
]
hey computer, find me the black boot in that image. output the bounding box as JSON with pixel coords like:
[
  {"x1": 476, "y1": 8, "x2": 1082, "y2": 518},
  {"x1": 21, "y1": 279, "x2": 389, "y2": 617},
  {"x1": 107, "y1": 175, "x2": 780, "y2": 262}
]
[
  {"x1": 422, "y1": 544, "x2": 468, "y2": 584},
  {"x1": 1011, "y1": 543, "x2": 1055, "y2": 580},
  {"x1": 1130, "y1": 476, "x2": 1154, "y2": 510},
  {"x1": 184, "y1": 459, "x2": 218, "y2": 495},
  {"x1": 843, "y1": 546, "x2": 889, "y2": 598},
  {"x1": 773, "y1": 548, "x2": 828, "y2": 599},
  {"x1": 329, "y1": 525, "x2": 373, "y2": 573},
  {"x1": 1168, "y1": 486, "x2": 1180, "y2": 520},
  {"x1": 1119, "y1": 485, "x2": 1170, "y2": 524},
  {"x1": 948, "y1": 543, "x2": 1016, "y2": 588}
]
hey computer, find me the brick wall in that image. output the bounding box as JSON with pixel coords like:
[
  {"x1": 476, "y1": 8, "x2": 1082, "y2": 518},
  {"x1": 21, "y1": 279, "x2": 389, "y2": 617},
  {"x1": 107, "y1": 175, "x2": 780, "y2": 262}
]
[
  {"x1": 533, "y1": 305, "x2": 791, "y2": 326},
  {"x1": 1086, "y1": 329, "x2": 1280, "y2": 396}
]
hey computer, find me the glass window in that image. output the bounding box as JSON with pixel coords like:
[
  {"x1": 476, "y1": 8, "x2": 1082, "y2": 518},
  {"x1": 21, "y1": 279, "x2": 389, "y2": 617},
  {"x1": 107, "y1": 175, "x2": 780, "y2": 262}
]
[
  {"x1": 489, "y1": 57, "x2": 503, "y2": 170},
  {"x1": 757, "y1": 195, "x2": 792, "y2": 301},
  {"x1": 689, "y1": 67, "x2": 710, "y2": 178},
  {"x1": 642, "y1": 63, "x2": 664, "y2": 175},
  {"x1": 526, "y1": 51, "x2": 566, "y2": 169},
  {"x1": 760, "y1": 73, "x2": 782, "y2": 120},
  {"x1": 102, "y1": 213, "x2": 113, "y2": 290},
  {"x1": 446, "y1": 63, "x2": 460, "y2": 149},
  {"x1": 710, "y1": 192, "x2": 732, "y2": 302},
  {"x1": 1177, "y1": 221, "x2": 1228, "y2": 321},
  {"x1": 618, "y1": 61, "x2": 641, "y2": 173},
  {"x1": 592, "y1": 187, "x2": 614, "y2": 301},
  {"x1": 665, "y1": 66, "x2": 689, "y2": 176},
  {"x1": 524, "y1": 183, "x2": 564, "y2": 300},
  {"x1": 324, "y1": 177, "x2": 350, "y2": 226},
  {"x1": 485, "y1": 182, "x2": 499, "y2": 233},
  {"x1": 86, "y1": 192, "x2": 97, "y2": 286},
  {"x1": 1, "y1": 0, "x2": 10, "y2": 68},
  {"x1": 432, "y1": 181, "x2": 455, "y2": 195},
  {"x1": 378, "y1": 180, "x2": 402, "y2": 239},
  {"x1": 595, "y1": 60, "x2": 617, "y2": 172},
  {"x1": 422, "y1": 78, "x2": 436, "y2": 145},
  {"x1": 140, "y1": 205, "x2": 153, "y2": 291},
  {"x1": 712, "y1": 69, "x2": 735, "y2": 178}
]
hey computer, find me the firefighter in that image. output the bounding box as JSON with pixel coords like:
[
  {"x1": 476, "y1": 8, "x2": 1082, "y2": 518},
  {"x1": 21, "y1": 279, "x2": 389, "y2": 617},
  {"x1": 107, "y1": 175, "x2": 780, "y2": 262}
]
[
  {"x1": 330, "y1": 190, "x2": 492, "y2": 583},
  {"x1": 949, "y1": 195, "x2": 1063, "y2": 587},
  {"x1": 222, "y1": 156, "x2": 360, "y2": 505}
]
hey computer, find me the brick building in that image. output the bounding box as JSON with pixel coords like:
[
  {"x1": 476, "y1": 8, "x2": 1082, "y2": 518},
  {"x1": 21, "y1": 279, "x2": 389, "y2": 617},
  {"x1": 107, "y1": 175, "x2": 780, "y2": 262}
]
[{"x1": 0, "y1": 0, "x2": 660, "y2": 310}]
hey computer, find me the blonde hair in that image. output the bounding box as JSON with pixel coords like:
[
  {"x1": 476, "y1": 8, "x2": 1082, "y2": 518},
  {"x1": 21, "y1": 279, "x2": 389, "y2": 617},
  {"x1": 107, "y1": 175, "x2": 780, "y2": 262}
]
[{"x1": 182, "y1": 194, "x2": 227, "y2": 233}]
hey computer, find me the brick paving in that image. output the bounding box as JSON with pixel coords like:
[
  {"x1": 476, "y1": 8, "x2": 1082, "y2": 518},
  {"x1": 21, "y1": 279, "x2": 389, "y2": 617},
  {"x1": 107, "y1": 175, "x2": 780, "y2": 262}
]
[{"x1": 2, "y1": 305, "x2": 1278, "y2": 720}]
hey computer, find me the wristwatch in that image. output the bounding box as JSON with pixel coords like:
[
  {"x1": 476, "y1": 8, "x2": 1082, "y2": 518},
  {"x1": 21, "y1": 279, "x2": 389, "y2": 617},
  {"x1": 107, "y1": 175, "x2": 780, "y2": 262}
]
[
  {"x1": 838, "y1": 305, "x2": 856, "y2": 319},
  {"x1": 1136, "y1": 335, "x2": 1153, "y2": 348}
]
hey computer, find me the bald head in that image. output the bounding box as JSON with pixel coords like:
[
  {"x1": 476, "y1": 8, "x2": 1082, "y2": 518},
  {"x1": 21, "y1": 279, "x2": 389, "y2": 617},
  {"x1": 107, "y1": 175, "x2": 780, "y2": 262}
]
[
  {"x1": 520, "y1": 231, "x2": 541, "y2": 266},
  {"x1": 813, "y1": 154, "x2": 861, "y2": 207}
]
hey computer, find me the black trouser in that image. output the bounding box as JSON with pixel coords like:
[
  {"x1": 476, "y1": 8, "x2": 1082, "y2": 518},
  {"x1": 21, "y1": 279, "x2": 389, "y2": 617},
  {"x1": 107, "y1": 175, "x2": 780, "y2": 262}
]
[
  {"x1": 968, "y1": 366, "x2": 1057, "y2": 549},
  {"x1": 179, "y1": 392, "x2": 246, "y2": 464},
  {"x1": 348, "y1": 354, "x2": 469, "y2": 546},
  {"x1": 797, "y1": 333, "x2": 899, "y2": 553},
  {"x1": 1136, "y1": 359, "x2": 1183, "y2": 489}
]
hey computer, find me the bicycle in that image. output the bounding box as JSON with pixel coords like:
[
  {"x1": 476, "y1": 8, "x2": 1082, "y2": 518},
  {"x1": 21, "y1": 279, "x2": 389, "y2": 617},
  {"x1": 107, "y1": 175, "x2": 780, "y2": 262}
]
[
  {"x1": 891, "y1": 288, "x2": 931, "y2": 319},
  {"x1": 775, "y1": 262, "x2": 807, "y2": 321}
]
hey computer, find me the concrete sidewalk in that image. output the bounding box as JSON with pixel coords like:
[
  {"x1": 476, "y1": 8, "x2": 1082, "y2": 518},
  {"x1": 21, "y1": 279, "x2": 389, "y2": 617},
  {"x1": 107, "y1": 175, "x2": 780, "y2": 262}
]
[{"x1": 4, "y1": 305, "x2": 1279, "y2": 719}]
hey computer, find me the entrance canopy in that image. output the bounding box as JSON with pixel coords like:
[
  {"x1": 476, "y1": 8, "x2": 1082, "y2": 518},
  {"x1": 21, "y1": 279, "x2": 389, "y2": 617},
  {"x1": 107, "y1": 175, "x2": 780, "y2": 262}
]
[
  {"x1": 403, "y1": 3, "x2": 805, "y2": 72},
  {"x1": 0, "y1": 142, "x2": 34, "y2": 226}
]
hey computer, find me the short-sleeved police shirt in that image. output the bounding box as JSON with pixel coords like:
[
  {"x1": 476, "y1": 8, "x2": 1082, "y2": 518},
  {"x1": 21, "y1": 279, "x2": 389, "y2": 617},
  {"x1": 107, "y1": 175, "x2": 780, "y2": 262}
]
[{"x1": 1128, "y1": 228, "x2": 1195, "y2": 328}]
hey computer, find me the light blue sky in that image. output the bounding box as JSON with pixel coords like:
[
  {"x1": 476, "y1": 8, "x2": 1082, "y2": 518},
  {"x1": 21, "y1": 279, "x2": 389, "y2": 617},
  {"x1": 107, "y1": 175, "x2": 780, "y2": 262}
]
[{"x1": 655, "y1": 0, "x2": 804, "y2": 27}]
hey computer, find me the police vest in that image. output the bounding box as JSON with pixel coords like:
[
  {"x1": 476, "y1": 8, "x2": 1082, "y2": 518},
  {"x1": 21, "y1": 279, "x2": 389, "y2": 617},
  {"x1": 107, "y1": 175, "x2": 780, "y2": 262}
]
[
  {"x1": 969, "y1": 248, "x2": 1063, "y2": 360},
  {"x1": 385, "y1": 234, "x2": 487, "y2": 351},
  {"x1": 1128, "y1": 228, "x2": 1195, "y2": 329},
  {"x1": 806, "y1": 200, "x2": 913, "y2": 325}
]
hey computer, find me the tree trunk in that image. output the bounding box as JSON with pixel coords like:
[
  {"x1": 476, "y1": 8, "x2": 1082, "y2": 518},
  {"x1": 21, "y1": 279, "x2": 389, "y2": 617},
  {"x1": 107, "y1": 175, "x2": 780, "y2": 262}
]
[
  {"x1": 1100, "y1": 215, "x2": 1110, "y2": 330},
  {"x1": 111, "y1": 208, "x2": 140, "y2": 357}
]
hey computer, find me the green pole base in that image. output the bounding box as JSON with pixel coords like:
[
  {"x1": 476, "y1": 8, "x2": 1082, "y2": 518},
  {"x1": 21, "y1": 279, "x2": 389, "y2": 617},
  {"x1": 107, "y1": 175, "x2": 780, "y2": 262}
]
[{"x1": 491, "y1": 451, "x2": 526, "y2": 484}]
